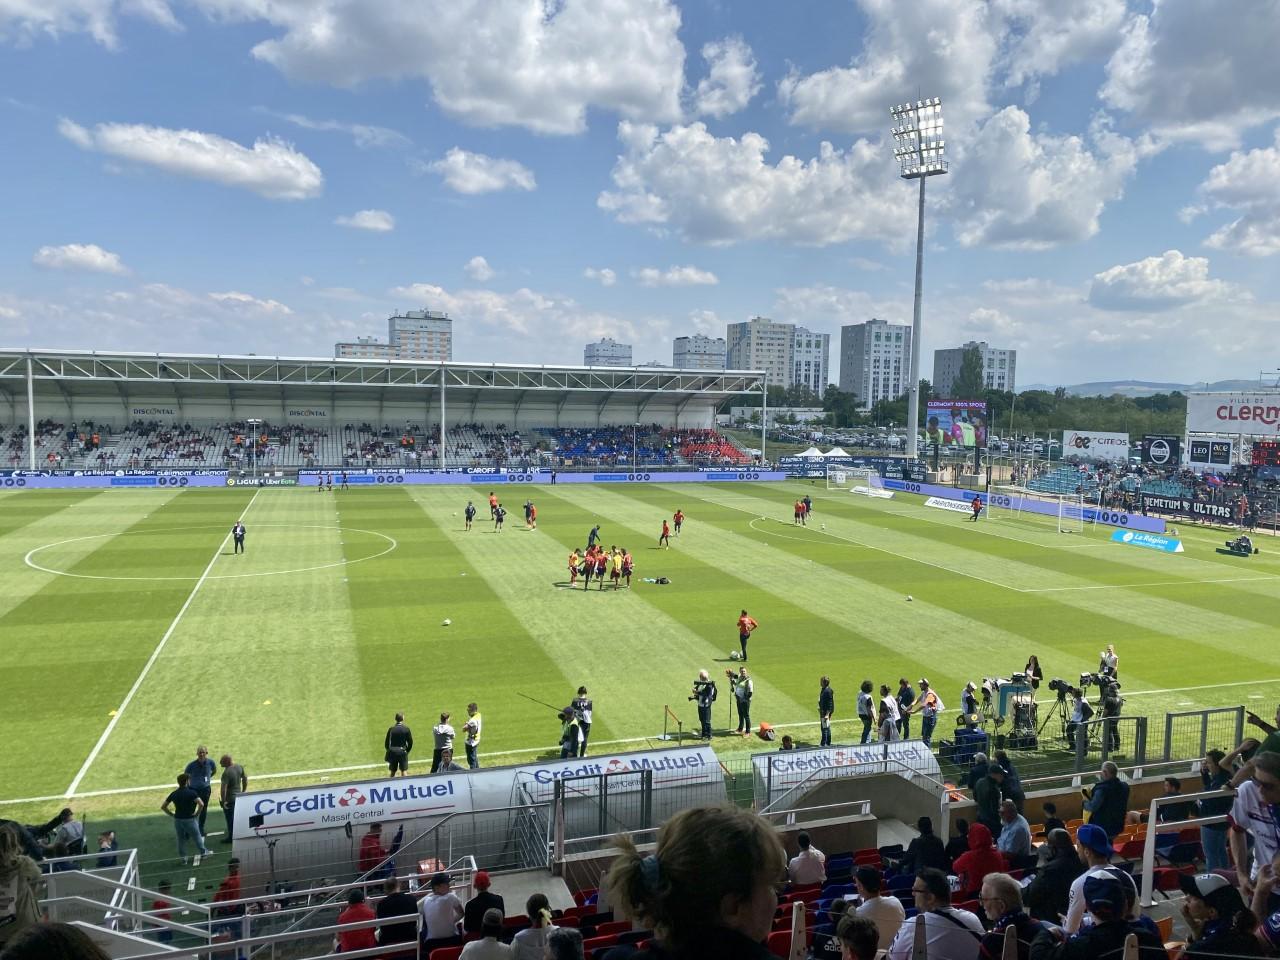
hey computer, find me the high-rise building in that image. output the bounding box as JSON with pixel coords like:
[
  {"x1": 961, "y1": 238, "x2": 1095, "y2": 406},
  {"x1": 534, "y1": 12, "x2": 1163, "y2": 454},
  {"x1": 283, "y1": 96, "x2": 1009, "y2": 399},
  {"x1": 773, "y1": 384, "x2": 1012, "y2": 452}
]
[
  {"x1": 672, "y1": 335, "x2": 727, "y2": 370},
  {"x1": 388, "y1": 310, "x2": 452, "y2": 360},
  {"x1": 726, "y1": 317, "x2": 794, "y2": 385},
  {"x1": 838, "y1": 319, "x2": 913, "y2": 410},
  {"x1": 584, "y1": 337, "x2": 633, "y2": 366},
  {"x1": 335, "y1": 309, "x2": 452, "y2": 361},
  {"x1": 792, "y1": 326, "x2": 830, "y2": 395},
  {"x1": 932, "y1": 340, "x2": 1017, "y2": 396}
]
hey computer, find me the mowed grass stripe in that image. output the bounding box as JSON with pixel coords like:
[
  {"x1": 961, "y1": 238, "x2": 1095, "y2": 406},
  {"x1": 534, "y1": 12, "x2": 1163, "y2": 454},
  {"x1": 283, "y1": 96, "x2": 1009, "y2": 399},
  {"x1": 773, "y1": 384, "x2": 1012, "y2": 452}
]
[
  {"x1": 79, "y1": 488, "x2": 381, "y2": 791},
  {"x1": 344, "y1": 487, "x2": 576, "y2": 760},
  {"x1": 751, "y1": 486, "x2": 1275, "y2": 655},
  {"x1": 547, "y1": 482, "x2": 1043, "y2": 718},
  {"x1": 408, "y1": 486, "x2": 812, "y2": 743},
  {"x1": 0, "y1": 489, "x2": 246, "y2": 797},
  {"x1": 643, "y1": 483, "x2": 1276, "y2": 704},
  {"x1": 0, "y1": 490, "x2": 103, "y2": 540}
]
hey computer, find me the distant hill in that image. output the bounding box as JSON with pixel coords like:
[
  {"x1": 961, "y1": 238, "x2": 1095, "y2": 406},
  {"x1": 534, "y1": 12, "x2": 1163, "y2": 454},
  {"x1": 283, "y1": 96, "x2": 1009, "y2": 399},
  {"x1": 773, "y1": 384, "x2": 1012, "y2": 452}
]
[{"x1": 1020, "y1": 379, "x2": 1264, "y2": 398}]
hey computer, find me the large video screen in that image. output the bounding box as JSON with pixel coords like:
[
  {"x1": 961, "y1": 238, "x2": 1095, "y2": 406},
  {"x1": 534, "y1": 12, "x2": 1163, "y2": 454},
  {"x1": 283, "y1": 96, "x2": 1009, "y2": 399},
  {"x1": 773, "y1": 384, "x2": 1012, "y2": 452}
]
[{"x1": 925, "y1": 400, "x2": 988, "y2": 448}]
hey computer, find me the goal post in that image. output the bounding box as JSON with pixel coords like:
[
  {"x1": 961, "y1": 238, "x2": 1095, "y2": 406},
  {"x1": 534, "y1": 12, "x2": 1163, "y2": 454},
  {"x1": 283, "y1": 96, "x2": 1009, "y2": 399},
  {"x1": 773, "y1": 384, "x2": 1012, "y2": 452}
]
[
  {"x1": 826, "y1": 465, "x2": 893, "y2": 498},
  {"x1": 1057, "y1": 492, "x2": 1088, "y2": 534},
  {"x1": 988, "y1": 487, "x2": 1022, "y2": 523}
]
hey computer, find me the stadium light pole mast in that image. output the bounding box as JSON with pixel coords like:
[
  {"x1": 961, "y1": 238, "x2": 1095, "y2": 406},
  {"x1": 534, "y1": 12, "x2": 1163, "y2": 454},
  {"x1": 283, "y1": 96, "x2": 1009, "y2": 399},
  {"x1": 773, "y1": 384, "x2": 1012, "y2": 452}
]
[{"x1": 890, "y1": 97, "x2": 948, "y2": 461}]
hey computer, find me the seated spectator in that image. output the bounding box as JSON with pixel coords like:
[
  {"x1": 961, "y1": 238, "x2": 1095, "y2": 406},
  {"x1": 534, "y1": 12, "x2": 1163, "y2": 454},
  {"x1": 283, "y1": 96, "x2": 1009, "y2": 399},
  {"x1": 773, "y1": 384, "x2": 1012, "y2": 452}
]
[
  {"x1": 337, "y1": 888, "x2": 377, "y2": 954},
  {"x1": 978, "y1": 873, "x2": 1042, "y2": 960},
  {"x1": 900, "y1": 816, "x2": 949, "y2": 875},
  {"x1": 1024, "y1": 829, "x2": 1083, "y2": 924},
  {"x1": 376, "y1": 876, "x2": 419, "y2": 955},
  {"x1": 946, "y1": 819, "x2": 972, "y2": 864},
  {"x1": 788, "y1": 831, "x2": 826, "y2": 885},
  {"x1": 40, "y1": 809, "x2": 84, "y2": 858},
  {"x1": 511, "y1": 893, "x2": 557, "y2": 960},
  {"x1": 853, "y1": 865, "x2": 905, "y2": 950},
  {"x1": 996, "y1": 800, "x2": 1034, "y2": 867},
  {"x1": 605, "y1": 804, "x2": 785, "y2": 960},
  {"x1": 0, "y1": 824, "x2": 43, "y2": 950},
  {"x1": 888, "y1": 868, "x2": 984, "y2": 960},
  {"x1": 953, "y1": 823, "x2": 1005, "y2": 896},
  {"x1": 1064, "y1": 826, "x2": 1136, "y2": 934},
  {"x1": 810, "y1": 898, "x2": 848, "y2": 960},
  {"x1": 1041, "y1": 803, "x2": 1066, "y2": 836},
  {"x1": 212, "y1": 858, "x2": 243, "y2": 920},
  {"x1": 545, "y1": 927, "x2": 585, "y2": 960},
  {"x1": 0, "y1": 921, "x2": 111, "y2": 960},
  {"x1": 1029, "y1": 870, "x2": 1166, "y2": 960},
  {"x1": 95, "y1": 831, "x2": 118, "y2": 869},
  {"x1": 460, "y1": 908, "x2": 513, "y2": 960},
  {"x1": 464, "y1": 870, "x2": 506, "y2": 934},
  {"x1": 1253, "y1": 855, "x2": 1280, "y2": 952},
  {"x1": 1156, "y1": 777, "x2": 1196, "y2": 823},
  {"x1": 836, "y1": 914, "x2": 880, "y2": 960},
  {"x1": 420, "y1": 872, "x2": 464, "y2": 951},
  {"x1": 1178, "y1": 873, "x2": 1260, "y2": 957},
  {"x1": 151, "y1": 878, "x2": 174, "y2": 945}
]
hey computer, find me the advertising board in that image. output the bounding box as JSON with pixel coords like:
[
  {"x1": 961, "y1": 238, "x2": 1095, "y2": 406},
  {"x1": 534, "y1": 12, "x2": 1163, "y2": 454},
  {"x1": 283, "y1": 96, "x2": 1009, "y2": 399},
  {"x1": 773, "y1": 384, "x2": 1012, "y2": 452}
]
[
  {"x1": 1188, "y1": 439, "x2": 1233, "y2": 469},
  {"x1": 1139, "y1": 494, "x2": 1235, "y2": 523},
  {"x1": 1187, "y1": 393, "x2": 1280, "y2": 436},
  {"x1": 1062, "y1": 430, "x2": 1130, "y2": 462},
  {"x1": 925, "y1": 401, "x2": 988, "y2": 448},
  {"x1": 1141, "y1": 435, "x2": 1181, "y2": 467}
]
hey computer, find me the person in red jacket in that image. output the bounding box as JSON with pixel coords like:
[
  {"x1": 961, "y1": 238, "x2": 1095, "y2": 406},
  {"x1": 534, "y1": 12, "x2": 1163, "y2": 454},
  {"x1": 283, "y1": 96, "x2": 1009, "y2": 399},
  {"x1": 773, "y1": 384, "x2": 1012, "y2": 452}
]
[
  {"x1": 952, "y1": 822, "x2": 1005, "y2": 897},
  {"x1": 337, "y1": 889, "x2": 377, "y2": 953}
]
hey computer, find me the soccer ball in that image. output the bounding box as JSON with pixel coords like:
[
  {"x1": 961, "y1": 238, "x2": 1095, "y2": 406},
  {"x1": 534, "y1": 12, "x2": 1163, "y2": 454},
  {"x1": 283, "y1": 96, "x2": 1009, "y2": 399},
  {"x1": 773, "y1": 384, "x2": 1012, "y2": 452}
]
[
  {"x1": 442, "y1": 618, "x2": 452, "y2": 626},
  {"x1": 821, "y1": 523, "x2": 826, "y2": 531},
  {"x1": 906, "y1": 595, "x2": 913, "y2": 602},
  {"x1": 729, "y1": 650, "x2": 742, "y2": 661}
]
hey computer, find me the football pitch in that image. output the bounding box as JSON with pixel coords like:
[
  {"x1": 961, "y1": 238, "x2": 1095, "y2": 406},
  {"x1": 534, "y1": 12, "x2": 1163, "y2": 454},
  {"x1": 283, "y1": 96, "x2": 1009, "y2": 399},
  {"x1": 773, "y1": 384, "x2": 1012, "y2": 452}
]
[{"x1": 2, "y1": 480, "x2": 1279, "y2": 820}]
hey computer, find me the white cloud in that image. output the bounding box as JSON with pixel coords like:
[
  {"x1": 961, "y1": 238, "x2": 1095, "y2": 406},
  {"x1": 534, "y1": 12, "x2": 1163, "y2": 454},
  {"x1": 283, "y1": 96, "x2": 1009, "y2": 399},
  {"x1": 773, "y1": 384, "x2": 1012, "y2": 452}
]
[
  {"x1": 1193, "y1": 130, "x2": 1280, "y2": 257},
  {"x1": 945, "y1": 109, "x2": 1143, "y2": 249},
  {"x1": 260, "y1": 110, "x2": 409, "y2": 149},
  {"x1": 335, "y1": 209, "x2": 395, "y2": 232},
  {"x1": 207, "y1": 290, "x2": 292, "y2": 314},
  {"x1": 465, "y1": 256, "x2": 495, "y2": 281},
  {"x1": 583, "y1": 267, "x2": 617, "y2": 286},
  {"x1": 995, "y1": 0, "x2": 1128, "y2": 90},
  {"x1": 1089, "y1": 250, "x2": 1244, "y2": 310},
  {"x1": 428, "y1": 148, "x2": 536, "y2": 194},
  {"x1": 388, "y1": 281, "x2": 635, "y2": 356},
  {"x1": 632, "y1": 265, "x2": 718, "y2": 287},
  {"x1": 777, "y1": 0, "x2": 997, "y2": 134},
  {"x1": 851, "y1": 257, "x2": 887, "y2": 272},
  {"x1": 598, "y1": 121, "x2": 913, "y2": 247},
  {"x1": 1101, "y1": 1, "x2": 1280, "y2": 149},
  {"x1": 686, "y1": 309, "x2": 721, "y2": 336},
  {"x1": 0, "y1": 0, "x2": 180, "y2": 50},
  {"x1": 187, "y1": 0, "x2": 684, "y2": 135},
  {"x1": 693, "y1": 36, "x2": 760, "y2": 119},
  {"x1": 32, "y1": 242, "x2": 128, "y2": 274},
  {"x1": 59, "y1": 118, "x2": 323, "y2": 199}
]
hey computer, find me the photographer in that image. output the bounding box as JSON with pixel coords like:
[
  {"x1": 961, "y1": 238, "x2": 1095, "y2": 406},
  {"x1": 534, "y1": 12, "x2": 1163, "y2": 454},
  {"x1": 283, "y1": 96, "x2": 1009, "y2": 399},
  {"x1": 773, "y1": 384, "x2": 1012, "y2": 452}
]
[
  {"x1": 961, "y1": 681, "x2": 979, "y2": 727},
  {"x1": 1099, "y1": 681, "x2": 1123, "y2": 752},
  {"x1": 690, "y1": 670, "x2": 717, "y2": 740},
  {"x1": 727, "y1": 667, "x2": 753, "y2": 737},
  {"x1": 1099, "y1": 644, "x2": 1118, "y2": 680}
]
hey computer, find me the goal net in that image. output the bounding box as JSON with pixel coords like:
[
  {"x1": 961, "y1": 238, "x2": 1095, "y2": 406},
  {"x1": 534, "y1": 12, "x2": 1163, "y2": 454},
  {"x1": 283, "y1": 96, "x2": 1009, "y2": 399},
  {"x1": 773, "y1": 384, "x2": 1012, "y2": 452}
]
[
  {"x1": 1058, "y1": 492, "x2": 1088, "y2": 534},
  {"x1": 988, "y1": 487, "x2": 1023, "y2": 523},
  {"x1": 828, "y1": 466, "x2": 893, "y2": 498}
]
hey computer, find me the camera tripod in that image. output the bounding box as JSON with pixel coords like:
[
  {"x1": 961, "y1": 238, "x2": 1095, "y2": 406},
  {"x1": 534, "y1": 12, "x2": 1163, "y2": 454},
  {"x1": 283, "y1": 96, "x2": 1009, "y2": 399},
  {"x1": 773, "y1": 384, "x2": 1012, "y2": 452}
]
[{"x1": 1038, "y1": 694, "x2": 1071, "y2": 743}]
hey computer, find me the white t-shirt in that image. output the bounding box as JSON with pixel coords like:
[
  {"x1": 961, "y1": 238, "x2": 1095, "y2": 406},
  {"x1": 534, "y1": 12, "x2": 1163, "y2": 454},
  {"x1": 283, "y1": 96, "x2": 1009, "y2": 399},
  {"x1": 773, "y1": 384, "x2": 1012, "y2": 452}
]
[
  {"x1": 1063, "y1": 866, "x2": 1138, "y2": 933},
  {"x1": 464, "y1": 714, "x2": 482, "y2": 748},
  {"x1": 420, "y1": 891, "x2": 464, "y2": 939},
  {"x1": 433, "y1": 724, "x2": 456, "y2": 751},
  {"x1": 886, "y1": 908, "x2": 984, "y2": 960},
  {"x1": 856, "y1": 894, "x2": 906, "y2": 950},
  {"x1": 460, "y1": 938, "x2": 514, "y2": 960},
  {"x1": 1230, "y1": 779, "x2": 1280, "y2": 875},
  {"x1": 511, "y1": 925, "x2": 557, "y2": 960},
  {"x1": 788, "y1": 848, "x2": 826, "y2": 885}
]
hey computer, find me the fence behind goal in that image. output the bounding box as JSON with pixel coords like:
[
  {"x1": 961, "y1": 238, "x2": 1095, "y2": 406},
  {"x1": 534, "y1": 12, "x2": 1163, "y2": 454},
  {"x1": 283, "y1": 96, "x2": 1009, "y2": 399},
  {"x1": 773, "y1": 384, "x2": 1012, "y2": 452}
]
[{"x1": 826, "y1": 465, "x2": 892, "y2": 498}]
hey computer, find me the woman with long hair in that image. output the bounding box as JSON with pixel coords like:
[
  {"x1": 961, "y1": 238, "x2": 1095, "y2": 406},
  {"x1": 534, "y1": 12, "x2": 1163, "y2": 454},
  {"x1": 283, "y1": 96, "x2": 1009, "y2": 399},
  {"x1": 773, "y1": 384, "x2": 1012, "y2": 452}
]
[
  {"x1": 605, "y1": 805, "x2": 785, "y2": 960},
  {"x1": 0, "y1": 824, "x2": 43, "y2": 950}
]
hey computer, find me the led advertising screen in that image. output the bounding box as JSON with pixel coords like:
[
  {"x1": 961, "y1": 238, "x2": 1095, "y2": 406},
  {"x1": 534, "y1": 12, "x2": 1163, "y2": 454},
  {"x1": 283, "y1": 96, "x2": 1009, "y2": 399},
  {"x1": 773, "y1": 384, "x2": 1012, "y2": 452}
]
[{"x1": 924, "y1": 400, "x2": 988, "y2": 448}]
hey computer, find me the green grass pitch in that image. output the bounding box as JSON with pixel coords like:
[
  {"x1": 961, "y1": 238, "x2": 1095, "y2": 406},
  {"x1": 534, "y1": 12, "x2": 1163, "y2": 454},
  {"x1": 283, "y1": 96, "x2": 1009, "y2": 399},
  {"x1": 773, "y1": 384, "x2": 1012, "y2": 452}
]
[{"x1": 1, "y1": 480, "x2": 1278, "y2": 827}]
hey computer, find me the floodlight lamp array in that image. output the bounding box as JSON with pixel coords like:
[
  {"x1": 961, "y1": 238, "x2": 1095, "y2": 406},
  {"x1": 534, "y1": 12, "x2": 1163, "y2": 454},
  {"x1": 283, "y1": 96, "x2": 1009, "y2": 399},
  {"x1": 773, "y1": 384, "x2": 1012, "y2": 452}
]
[{"x1": 889, "y1": 98, "x2": 947, "y2": 179}]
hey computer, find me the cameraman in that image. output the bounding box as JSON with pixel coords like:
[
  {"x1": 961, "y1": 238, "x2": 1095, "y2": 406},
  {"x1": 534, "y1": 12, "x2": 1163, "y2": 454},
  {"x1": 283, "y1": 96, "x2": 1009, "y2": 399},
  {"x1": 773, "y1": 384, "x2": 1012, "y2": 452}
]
[
  {"x1": 690, "y1": 670, "x2": 717, "y2": 740},
  {"x1": 1067, "y1": 688, "x2": 1093, "y2": 750},
  {"x1": 1100, "y1": 681, "x2": 1123, "y2": 752},
  {"x1": 727, "y1": 667, "x2": 753, "y2": 736}
]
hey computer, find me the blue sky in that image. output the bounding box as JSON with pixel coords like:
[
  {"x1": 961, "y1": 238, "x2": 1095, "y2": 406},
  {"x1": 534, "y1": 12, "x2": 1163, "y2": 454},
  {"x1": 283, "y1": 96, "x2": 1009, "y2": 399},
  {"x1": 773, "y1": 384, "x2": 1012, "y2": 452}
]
[{"x1": 2, "y1": 0, "x2": 1279, "y2": 386}]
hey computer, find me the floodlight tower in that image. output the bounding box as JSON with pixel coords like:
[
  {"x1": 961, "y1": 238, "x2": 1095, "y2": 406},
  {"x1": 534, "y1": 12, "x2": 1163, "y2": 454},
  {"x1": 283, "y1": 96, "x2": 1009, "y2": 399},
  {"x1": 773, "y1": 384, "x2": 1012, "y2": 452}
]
[{"x1": 890, "y1": 97, "x2": 948, "y2": 460}]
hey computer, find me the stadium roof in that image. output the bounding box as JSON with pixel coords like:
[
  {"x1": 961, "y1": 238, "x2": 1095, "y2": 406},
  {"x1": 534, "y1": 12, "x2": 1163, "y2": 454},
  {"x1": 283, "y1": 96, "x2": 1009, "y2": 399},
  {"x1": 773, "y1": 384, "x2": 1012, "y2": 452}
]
[{"x1": 0, "y1": 348, "x2": 766, "y2": 418}]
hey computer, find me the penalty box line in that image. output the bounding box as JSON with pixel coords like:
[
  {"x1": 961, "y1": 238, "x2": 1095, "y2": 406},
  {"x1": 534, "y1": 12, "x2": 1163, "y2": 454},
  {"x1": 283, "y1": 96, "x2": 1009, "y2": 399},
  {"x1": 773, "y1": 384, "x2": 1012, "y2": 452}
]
[
  {"x1": 10, "y1": 675, "x2": 1280, "y2": 807},
  {"x1": 63, "y1": 488, "x2": 263, "y2": 798}
]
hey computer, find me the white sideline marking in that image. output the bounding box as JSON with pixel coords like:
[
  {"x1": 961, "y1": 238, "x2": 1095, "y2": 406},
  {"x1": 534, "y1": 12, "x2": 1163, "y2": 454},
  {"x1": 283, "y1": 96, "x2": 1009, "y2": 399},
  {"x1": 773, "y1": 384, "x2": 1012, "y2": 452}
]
[
  {"x1": 1022, "y1": 575, "x2": 1280, "y2": 593},
  {"x1": 13, "y1": 676, "x2": 1280, "y2": 807},
  {"x1": 63, "y1": 489, "x2": 263, "y2": 798}
]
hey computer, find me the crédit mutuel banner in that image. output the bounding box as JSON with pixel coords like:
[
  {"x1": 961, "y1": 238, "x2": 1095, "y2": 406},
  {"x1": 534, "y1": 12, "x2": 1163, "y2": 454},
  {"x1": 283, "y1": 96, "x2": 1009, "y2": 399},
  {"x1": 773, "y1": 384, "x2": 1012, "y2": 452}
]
[
  {"x1": 753, "y1": 740, "x2": 941, "y2": 795},
  {"x1": 1187, "y1": 394, "x2": 1280, "y2": 436},
  {"x1": 1062, "y1": 430, "x2": 1130, "y2": 462},
  {"x1": 233, "y1": 745, "x2": 718, "y2": 840}
]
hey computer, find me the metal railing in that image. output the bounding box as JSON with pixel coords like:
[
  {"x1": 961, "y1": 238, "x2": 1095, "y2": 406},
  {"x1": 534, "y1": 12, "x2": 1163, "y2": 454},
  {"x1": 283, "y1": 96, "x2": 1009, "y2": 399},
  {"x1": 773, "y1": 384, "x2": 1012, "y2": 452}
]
[
  {"x1": 1163, "y1": 706, "x2": 1244, "y2": 762},
  {"x1": 1135, "y1": 788, "x2": 1234, "y2": 907}
]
